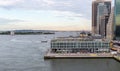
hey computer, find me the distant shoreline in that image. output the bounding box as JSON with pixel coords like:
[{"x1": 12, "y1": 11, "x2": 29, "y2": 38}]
[
  {"x1": 0, "y1": 33, "x2": 55, "y2": 35},
  {"x1": 0, "y1": 34, "x2": 55, "y2": 35}
]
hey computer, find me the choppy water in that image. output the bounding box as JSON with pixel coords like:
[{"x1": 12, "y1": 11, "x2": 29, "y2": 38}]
[{"x1": 0, "y1": 35, "x2": 119, "y2": 71}]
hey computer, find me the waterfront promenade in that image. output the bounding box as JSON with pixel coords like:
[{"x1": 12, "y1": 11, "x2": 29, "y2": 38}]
[
  {"x1": 44, "y1": 52, "x2": 113, "y2": 59},
  {"x1": 44, "y1": 52, "x2": 120, "y2": 62}
]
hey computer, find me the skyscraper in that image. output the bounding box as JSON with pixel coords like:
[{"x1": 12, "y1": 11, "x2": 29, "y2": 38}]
[
  {"x1": 115, "y1": 0, "x2": 120, "y2": 40},
  {"x1": 92, "y1": 0, "x2": 99, "y2": 35},
  {"x1": 92, "y1": 0, "x2": 111, "y2": 38},
  {"x1": 106, "y1": 7, "x2": 114, "y2": 40}
]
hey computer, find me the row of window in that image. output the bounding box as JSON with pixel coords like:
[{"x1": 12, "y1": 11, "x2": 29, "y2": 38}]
[
  {"x1": 51, "y1": 43, "x2": 109, "y2": 47},
  {"x1": 51, "y1": 46, "x2": 109, "y2": 48},
  {"x1": 51, "y1": 43, "x2": 110, "y2": 46},
  {"x1": 51, "y1": 42, "x2": 109, "y2": 45},
  {"x1": 51, "y1": 45, "x2": 110, "y2": 48}
]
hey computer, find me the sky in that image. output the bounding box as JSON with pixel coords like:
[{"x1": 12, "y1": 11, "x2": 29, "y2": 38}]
[{"x1": 0, "y1": 0, "x2": 114, "y2": 31}]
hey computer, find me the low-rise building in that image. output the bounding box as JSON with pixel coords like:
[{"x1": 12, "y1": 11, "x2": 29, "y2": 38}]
[
  {"x1": 117, "y1": 47, "x2": 120, "y2": 56},
  {"x1": 51, "y1": 37, "x2": 110, "y2": 53}
]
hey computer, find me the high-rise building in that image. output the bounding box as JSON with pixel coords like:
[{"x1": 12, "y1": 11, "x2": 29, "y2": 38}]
[
  {"x1": 106, "y1": 7, "x2": 114, "y2": 40},
  {"x1": 92, "y1": 0, "x2": 111, "y2": 38},
  {"x1": 92, "y1": 0, "x2": 100, "y2": 35},
  {"x1": 115, "y1": 0, "x2": 120, "y2": 40}
]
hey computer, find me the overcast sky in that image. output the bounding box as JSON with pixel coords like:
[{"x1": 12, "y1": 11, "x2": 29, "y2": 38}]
[{"x1": 0, "y1": 0, "x2": 114, "y2": 31}]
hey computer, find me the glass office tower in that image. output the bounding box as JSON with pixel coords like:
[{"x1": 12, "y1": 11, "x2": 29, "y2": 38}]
[
  {"x1": 97, "y1": 2, "x2": 110, "y2": 37},
  {"x1": 92, "y1": 0, "x2": 111, "y2": 38},
  {"x1": 115, "y1": 0, "x2": 120, "y2": 39}
]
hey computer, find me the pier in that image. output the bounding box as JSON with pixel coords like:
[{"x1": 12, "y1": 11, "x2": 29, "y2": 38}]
[
  {"x1": 44, "y1": 52, "x2": 113, "y2": 59},
  {"x1": 44, "y1": 52, "x2": 120, "y2": 62}
]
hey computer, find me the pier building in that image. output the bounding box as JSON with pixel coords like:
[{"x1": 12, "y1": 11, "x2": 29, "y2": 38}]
[{"x1": 51, "y1": 37, "x2": 110, "y2": 53}]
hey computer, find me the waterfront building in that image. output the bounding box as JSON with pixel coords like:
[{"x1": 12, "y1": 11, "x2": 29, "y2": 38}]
[
  {"x1": 92, "y1": 0, "x2": 111, "y2": 38},
  {"x1": 51, "y1": 37, "x2": 110, "y2": 53},
  {"x1": 115, "y1": 0, "x2": 120, "y2": 40},
  {"x1": 117, "y1": 47, "x2": 120, "y2": 56}
]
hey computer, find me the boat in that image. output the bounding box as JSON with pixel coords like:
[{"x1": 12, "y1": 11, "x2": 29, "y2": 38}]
[{"x1": 41, "y1": 40, "x2": 47, "y2": 43}]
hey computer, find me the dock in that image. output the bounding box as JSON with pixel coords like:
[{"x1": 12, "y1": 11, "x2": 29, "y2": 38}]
[{"x1": 44, "y1": 52, "x2": 113, "y2": 59}]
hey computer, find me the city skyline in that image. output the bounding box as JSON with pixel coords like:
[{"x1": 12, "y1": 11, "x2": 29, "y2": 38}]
[{"x1": 0, "y1": 0, "x2": 114, "y2": 31}]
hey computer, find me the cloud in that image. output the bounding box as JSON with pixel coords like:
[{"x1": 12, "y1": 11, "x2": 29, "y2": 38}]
[
  {"x1": 42, "y1": 0, "x2": 55, "y2": 5},
  {"x1": 53, "y1": 11, "x2": 83, "y2": 17},
  {"x1": 0, "y1": 20, "x2": 91, "y2": 31},
  {"x1": 0, "y1": 0, "x2": 91, "y2": 18},
  {"x1": 0, "y1": 0, "x2": 96, "y2": 31},
  {"x1": 0, "y1": 17, "x2": 25, "y2": 24},
  {"x1": 0, "y1": 0, "x2": 114, "y2": 18},
  {"x1": 0, "y1": 0, "x2": 24, "y2": 6}
]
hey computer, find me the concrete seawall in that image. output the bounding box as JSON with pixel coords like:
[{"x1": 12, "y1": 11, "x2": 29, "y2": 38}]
[
  {"x1": 44, "y1": 53, "x2": 113, "y2": 59},
  {"x1": 44, "y1": 52, "x2": 120, "y2": 62}
]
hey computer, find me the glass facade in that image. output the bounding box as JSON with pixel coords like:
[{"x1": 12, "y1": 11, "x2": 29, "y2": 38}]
[
  {"x1": 51, "y1": 41, "x2": 110, "y2": 49},
  {"x1": 97, "y1": 2, "x2": 110, "y2": 36},
  {"x1": 51, "y1": 38, "x2": 110, "y2": 53},
  {"x1": 115, "y1": 0, "x2": 120, "y2": 39},
  {"x1": 92, "y1": 1, "x2": 111, "y2": 37}
]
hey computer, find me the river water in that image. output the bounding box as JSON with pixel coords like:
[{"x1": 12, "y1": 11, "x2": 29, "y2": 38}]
[{"x1": 0, "y1": 35, "x2": 119, "y2": 71}]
